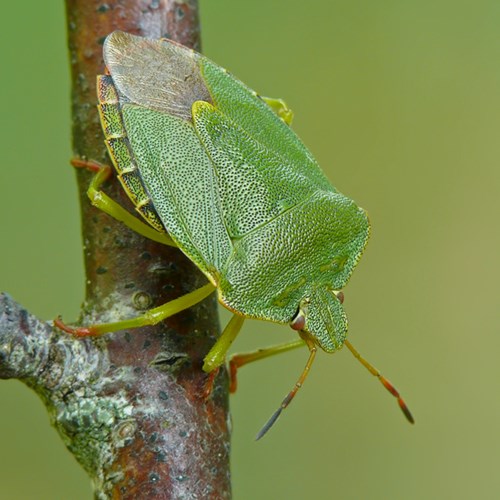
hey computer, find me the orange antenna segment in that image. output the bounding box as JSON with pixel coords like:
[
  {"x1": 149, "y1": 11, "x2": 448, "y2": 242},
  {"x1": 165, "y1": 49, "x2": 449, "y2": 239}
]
[{"x1": 344, "y1": 340, "x2": 414, "y2": 424}]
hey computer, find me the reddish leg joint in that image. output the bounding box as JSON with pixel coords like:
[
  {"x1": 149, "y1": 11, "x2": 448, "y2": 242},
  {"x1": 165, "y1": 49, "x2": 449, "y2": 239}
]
[
  {"x1": 71, "y1": 158, "x2": 105, "y2": 173},
  {"x1": 202, "y1": 367, "x2": 220, "y2": 400},
  {"x1": 54, "y1": 317, "x2": 98, "y2": 338},
  {"x1": 228, "y1": 358, "x2": 239, "y2": 393}
]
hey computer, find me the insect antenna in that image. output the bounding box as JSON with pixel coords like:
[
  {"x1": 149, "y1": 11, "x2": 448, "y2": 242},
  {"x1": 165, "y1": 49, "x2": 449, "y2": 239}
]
[
  {"x1": 256, "y1": 338, "x2": 317, "y2": 440},
  {"x1": 344, "y1": 340, "x2": 414, "y2": 423}
]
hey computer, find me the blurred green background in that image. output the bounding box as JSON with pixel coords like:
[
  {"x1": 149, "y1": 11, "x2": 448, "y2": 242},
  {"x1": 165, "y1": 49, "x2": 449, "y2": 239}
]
[{"x1": 0, "y1": 1, "x2": 499, "y2": 498}]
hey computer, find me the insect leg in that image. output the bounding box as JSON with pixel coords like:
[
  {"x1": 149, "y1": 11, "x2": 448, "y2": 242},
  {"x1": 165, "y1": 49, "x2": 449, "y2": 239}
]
[
  {"x1": 55, "y1": 282, "x2": 215, "y2": 337},
  {"x1": 71, "y1": 159, "x2": 176, "y2": 247},
  {"x1": 260, "y1": 96, "x2": 294, "y2": 125},
  {"x1": 203, "y1": 314, "x2": 246, "y2": 373},
  {"x1": 228, "y1": 339, "x2": 306, "y2": 393},
  {"x1": 256, "y1": 335, "x2": 317, "y2": 440},
  {"x1": 344, "y1": 340, "x2": 415, "y2": 424},
  {"x1": 201, "y1": 314, "x2": 245, "y2": 398}
]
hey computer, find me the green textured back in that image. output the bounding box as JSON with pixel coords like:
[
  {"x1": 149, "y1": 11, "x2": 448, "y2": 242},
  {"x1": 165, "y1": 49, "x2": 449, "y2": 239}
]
[
  {"x1": 102, "y1": 31, "x2": 370, "y2": 351},
  {"x1": 121, "y1": 104, "x2": 232, "y2": 282},
  {"x1": 193, "y1": 100, "x2": 328, "y2": 239},
  {"x1": 217, "y1": 190, "x2": 368, "y2": 351},
  {"x1": 200, "y1": 58, "x2": 334, "y2": 193}
]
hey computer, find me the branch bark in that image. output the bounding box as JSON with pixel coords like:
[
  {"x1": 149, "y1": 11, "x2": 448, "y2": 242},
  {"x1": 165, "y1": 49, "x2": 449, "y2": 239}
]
[{"x1": 0, "y1": 1, "x2": 231, "y2": 498}]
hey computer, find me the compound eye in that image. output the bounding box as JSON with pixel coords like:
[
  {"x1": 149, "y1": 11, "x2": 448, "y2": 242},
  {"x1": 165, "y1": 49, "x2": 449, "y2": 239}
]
[
  {"x1": 335, "y1": 291, "x2": 345, "y2": 304},
  {"x1": 289, "y1": 298, "x2": 310, "y2": 331},
  {"x1": 290, "y1": 309, "x2": 305, "y2": 331}
]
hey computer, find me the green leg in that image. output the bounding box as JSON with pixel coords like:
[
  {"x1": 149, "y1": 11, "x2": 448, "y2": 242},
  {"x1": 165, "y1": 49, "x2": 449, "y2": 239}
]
[
  {"x1": 224, "y1": 333, "x2": 318, "y2": 440},
  {"x1": 55, "y1": 282, "x2": 216, "y2": 337},
  {"x1": 261, "y1": 96, "x2": 294, "y2": 125},
  {"x1": 201, "y1": 313, "x2": 245, "y2": 399},
  {"x1": 203, "y1": 314, "x2": 246, "y2": 373},
  {"x1": 201, "y1": 325, "x2": 307, "y2": 401},
  {"x1": 72, "y1": 159, "x2": 177, "y2": 247},
  {"x1": 228, "y1": 338, "x2": 306, "y2": 393}
]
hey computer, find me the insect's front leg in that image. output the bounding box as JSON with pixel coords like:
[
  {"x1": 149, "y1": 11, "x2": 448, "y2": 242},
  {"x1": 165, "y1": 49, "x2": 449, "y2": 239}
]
[
  {"x1": 71, "y1": 158, "x2": 177, "y2": 247},
  {"x1": 228, "y1": 338, "x2": 306, "y2": 393}
]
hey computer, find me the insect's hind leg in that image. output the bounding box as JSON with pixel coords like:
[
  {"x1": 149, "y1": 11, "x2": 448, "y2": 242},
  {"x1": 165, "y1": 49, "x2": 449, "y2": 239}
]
[
  {"x1": 55, "y1": 282, "x2": 216, "y2": 337},
  {"x1": 72, "y1": 158, "x2": 177, "y2": 247}
]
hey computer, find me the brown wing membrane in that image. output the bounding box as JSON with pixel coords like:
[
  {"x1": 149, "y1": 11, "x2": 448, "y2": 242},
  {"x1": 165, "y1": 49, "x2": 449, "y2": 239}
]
[{"x1": 103, "y1": 31, "x2": 212, "y2": 122}]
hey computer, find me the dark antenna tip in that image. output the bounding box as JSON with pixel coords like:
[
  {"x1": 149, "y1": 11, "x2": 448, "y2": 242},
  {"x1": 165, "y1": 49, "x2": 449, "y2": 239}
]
[
  {"x1": 255, "y1": 407, "x2": 284, "y2": 441},
  {"x1": 398, "y1": 398, "x2": 415, "y2": 424}
]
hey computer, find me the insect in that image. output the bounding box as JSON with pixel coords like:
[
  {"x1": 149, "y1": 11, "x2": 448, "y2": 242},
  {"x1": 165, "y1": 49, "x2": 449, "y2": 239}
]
[{"x1": 57, "y1": 31, "x2": 414, "y2": 438}]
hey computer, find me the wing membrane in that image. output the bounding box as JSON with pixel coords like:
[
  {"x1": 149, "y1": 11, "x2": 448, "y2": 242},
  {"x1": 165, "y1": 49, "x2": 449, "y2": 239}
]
[{"x1": 104, "y1": 31, "x2": 211, "y2": 122}]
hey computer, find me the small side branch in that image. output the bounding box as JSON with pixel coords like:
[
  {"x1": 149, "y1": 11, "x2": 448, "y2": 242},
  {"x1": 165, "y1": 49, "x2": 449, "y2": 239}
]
[{"x1": 0, "y1": 291, "x2": 230, "y2": 498}]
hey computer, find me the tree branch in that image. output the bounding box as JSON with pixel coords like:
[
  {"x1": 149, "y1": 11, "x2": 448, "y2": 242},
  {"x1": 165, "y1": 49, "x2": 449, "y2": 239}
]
[{"x1": 0, "y1": 1, "x2": 230, "y2": 498}]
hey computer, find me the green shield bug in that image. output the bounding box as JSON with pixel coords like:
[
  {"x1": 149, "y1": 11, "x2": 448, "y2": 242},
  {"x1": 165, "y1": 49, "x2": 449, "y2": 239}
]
[{"x1": 57, "y1": 31, "x2": 414, "y2": 438}]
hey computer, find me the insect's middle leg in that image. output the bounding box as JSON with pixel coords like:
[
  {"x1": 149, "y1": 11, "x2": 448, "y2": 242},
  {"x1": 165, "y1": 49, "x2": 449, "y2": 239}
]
[
  {"x1": 72, "y1": 158, "x2": 176, "y2": 247},
  {"x1": 201, "y1": 314, "x2": 246, "y2": 398}
]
